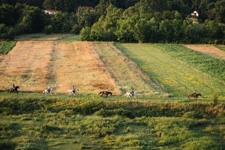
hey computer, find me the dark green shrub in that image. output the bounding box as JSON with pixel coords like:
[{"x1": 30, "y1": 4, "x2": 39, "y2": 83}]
[
  {"x1": 40, "y1": 125, "x2": 61, "y2": 133},
  {"x1": 0, "y1": 141, "x2": 16, "y2": 150},
  {"x1": 182, "y1": 111, "x2": 203, "y2": 119},
  {"x1": 43, "y1": 25, "x2": 53, "y2": 34}
]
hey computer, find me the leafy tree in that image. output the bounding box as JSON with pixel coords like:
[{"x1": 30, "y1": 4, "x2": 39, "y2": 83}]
[{"x1": 0, "y1": 4, "x2": 17, "y2": 26}]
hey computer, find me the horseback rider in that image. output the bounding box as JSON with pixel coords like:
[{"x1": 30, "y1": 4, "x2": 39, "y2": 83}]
[
  {"x1": 105, "y1": 88, "x2": 108, "y2": 94},
  {"x1": 72, "y1": 86, "x2": 75, "y2": 93},
  {"x1": 193, "y1": 90, "x2": 197, "y2": 98},
  {"x1": 47, "y1": 85, "x2": 51, "y2": 93},
  {"x1": 130, "y1": 89, "x2": 134, "y2": 96},
  {"x1": 13, "y1": 84, "x2": 15, "y2": 90}
]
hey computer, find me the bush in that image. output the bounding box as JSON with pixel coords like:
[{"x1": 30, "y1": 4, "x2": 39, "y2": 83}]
[
  {"x1": 211, "y1": 94, "x2": 219, "y2": 105},
  {"x1": 0, "y1": 141, "x2": 16, "y2": 150},
  {"x1": 70, "y1": 24, "x2": 82, "y2": 34},
  {"x1": 43, "y1": 25, "x2": 53, "y2": 34},
  {"x1": 182, "y1": 111, "x2": 203, "y2": 119}
]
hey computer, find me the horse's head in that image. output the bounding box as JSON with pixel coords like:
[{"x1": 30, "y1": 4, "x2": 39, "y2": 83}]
[
  {"x1": 16, "y1": 86, "x2": 20, "y2": 89},
  {"x1": 198, "y1": 93, "x2": 202, "y2": 96},
  {"x1": 98, "y1": 91, "x2": 102, "y2": 95}
]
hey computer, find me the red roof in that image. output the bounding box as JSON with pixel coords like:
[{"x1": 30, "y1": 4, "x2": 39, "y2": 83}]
[{"x1": 82, "y1": 6, "x2": 94, "y2": 10}]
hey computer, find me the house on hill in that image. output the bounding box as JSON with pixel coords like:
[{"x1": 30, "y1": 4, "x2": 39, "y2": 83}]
[
  {"x1": 191, "y1": 11, "x2": 199, "y2": 17},
  {"x1": 44, "y1": 10, "x2": 57, "y2": 15}
]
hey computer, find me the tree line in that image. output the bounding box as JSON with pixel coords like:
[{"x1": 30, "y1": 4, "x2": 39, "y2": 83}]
[{"x1": 0, "y1": 0, "x2": 225, "y2": 44}]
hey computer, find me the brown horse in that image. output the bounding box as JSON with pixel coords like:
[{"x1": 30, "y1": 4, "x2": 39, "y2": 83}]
[
  {"x1": 188, "y1": 93, "x2": 201, "y2": 100},
  {"x1": 98, "y1": 91, "x2": 112, "y2": 98},
  {"x1": 9, "y1": 86, "x2": 20, "y2": 94}
]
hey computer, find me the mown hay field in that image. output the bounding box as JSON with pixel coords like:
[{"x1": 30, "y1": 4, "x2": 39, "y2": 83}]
[{"x1": 0, "y1": 41, "x2": 121, "y2": 95}]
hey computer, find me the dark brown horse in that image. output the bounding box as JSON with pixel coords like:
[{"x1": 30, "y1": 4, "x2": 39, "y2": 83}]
[
  {"x1": 9, "y1": 86, "x2": 20, "y2": 94},
  {"x1": 188, "y1": 93, "x2": 201, "y2": 100},
  {"x1": 98, "y1": 91, "x2": 112, "y2": 98}
]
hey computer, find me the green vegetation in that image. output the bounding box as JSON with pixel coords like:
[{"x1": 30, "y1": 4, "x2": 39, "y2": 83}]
[
  {"x1": 115, "y1": 43, "x2": 225, "y2": 97},
  {"x1": 154, "y1": 44, "x2": 225, "y2": 81},
  {"x1": 0, "y1": 93, "x2": 225, "y2": 149},
  {"x1": 15, "y1": 34, "x2": 46, "y2": 40},
  {"x1": 217, "y1": 46, "x2": 225, "y2": 52},
  {"x1": 57, "y1": 35, "x2": 81, "y2": 41},
  {"x1": 1, "y1": 0, "x2": 225, "y2": 43},
  {"x1": 0, "y1": 42, "x2": 16, "y2": 54}
]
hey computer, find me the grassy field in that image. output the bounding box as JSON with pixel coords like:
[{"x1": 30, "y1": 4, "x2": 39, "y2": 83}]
[
  {"x1": 1, "y1": 38, "x2": 225, "y2": 149},
  {"x1": 93, "y1": 42, "x2": 168, "y2": 96},
  {"x1": 0, "y1": 92, "x2": 225, "y2": 150},
  {"x1": 0, "y1": 42, "x2": 16, "y2": 55},
  {"x1": 15, "y1": 34, "x2": 73, "y2": 41},
  {"x1": 56, "y1": 35, "x2": 81, "y2": 41},
  {"x1": 115, "y1": 43, "x2": 225, "y2": 98}
]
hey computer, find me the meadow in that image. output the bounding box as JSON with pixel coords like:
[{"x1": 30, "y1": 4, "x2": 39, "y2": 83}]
[
  {"x1": 115, "y1": 43, "x2": 225, "y2": 98},
  {"x1": 1, "y1": 37, "x2": 225, "y2": 149},
  {"x1": 0, "y1": 92, "x2": 225, "y2": 150}
]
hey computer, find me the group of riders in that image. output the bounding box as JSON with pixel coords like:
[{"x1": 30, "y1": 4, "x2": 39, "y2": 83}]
[{"x1": 11, "y1": 84, "x2": 198, "y2": 98}]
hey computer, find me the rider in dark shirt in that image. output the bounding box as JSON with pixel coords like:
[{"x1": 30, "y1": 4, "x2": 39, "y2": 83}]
[
  {"x1": 194, "y1": 90, "x2": 197, "y2": 98},
  {"x1": 73, "y1": 86, "x2": 75, "y2": 93},
  {"x1": 13, "y1": 84, "x2": 15, "y2": 89},
  {"x1": 130, "y1": 89, "x2": 134, "y2": 96}
]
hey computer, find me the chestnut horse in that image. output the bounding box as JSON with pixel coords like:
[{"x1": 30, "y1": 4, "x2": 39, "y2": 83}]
[
  {"x1": 9, "y1": 86, "x2": 20, "y2": 94},
  {"x1": 188, "y1": 93, "x2": 201, "y2": 100},
  {"x1": 98, "y1": 91, "x2": 112, "y2": 98}
]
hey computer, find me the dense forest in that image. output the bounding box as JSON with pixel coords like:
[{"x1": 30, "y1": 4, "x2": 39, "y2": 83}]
[{"x1": 0, "y1": 0, "x2": 225, "y2": 43}]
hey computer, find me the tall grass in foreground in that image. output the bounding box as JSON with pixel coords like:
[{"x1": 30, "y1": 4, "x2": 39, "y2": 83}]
[
  {"x1": 0, "y1": 96, "x2": 224, "y2": 149},
  {"x1": 0, "y1": 42, "x2": 16, "y2": 54}
]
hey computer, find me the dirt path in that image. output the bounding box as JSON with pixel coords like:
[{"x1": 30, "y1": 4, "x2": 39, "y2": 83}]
[{"x1": 184, "y1": 44, "x2": 225, "y2": 60}]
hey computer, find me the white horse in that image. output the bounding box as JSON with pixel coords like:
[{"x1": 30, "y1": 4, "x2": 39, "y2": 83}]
[
  {"x1": 43, "y1": 88, "x2": 53, "y2": 95},
  {"x1": 125, "y1": 91, "x2": 138, "y2": 98},
  {"x1": 68, "y1": 89, "x2": 79, "y2": 96}
]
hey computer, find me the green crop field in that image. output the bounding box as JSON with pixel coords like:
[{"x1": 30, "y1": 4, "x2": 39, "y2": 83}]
[
  {"x1": 0, "y1": 42, "x2": 16, "y2": 55},
  {"x1": 115, "y1": 43, "x2": 225, "y2": 98}
]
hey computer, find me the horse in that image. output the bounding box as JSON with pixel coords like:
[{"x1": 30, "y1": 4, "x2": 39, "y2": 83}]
[
  {"x1": 188, "y1": 93, "x2": 201, "y2": 100},
  {"x1": 68, "y1": 89, "x2": 79, "y2": 96},
  {"x1": 8, "y1": 86, "x2": 20, "y2": 94},
  {"x1": 125, "y1": 91, "x2": 138, "y2": 98},
  {"x1": 43, "y1": 88, "x2": 53, "y2": 95},
  {"x1": 98, "y1": 91, "x2": 112, "y2": 98}
]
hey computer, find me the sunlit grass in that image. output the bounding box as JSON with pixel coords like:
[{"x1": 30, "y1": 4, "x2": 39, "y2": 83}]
[
  {"x1": 0, "y1": 42, "x2": 16, "y2": 54},
  {"x1": 115, "y1": 43, "x2": 225, "y2": 97}
]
